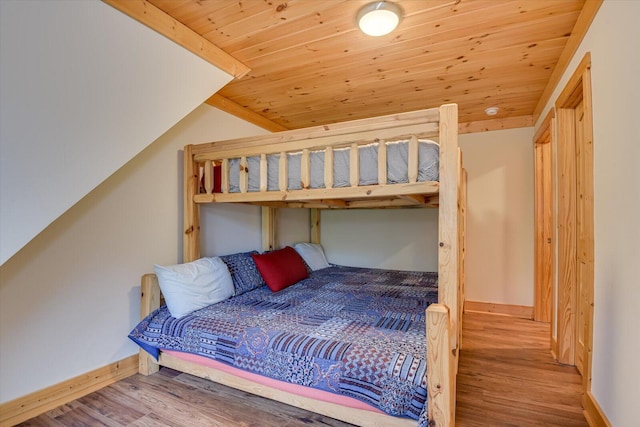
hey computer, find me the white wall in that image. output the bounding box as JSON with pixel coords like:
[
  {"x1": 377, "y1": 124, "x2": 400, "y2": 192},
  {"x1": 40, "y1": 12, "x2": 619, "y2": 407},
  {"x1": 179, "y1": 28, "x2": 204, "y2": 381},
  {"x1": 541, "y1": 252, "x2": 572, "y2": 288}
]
[
  {"x1": 535, "y1": 2, "x2": 640, "y2": 425},
  {"x1": 0, "y1": 0, "x2": 231, "y2": 265},
  {"x1": 322, "y1": 209, "x2": 439, "y2": 272},
  {"x1": 0, "y1": 105, "x2": 264, "y2": 404},
  {"x1": 200, "y1": 207, "x2": 309, "y2": 256},
  {"x1": 459, "y1": 128, "x2": 535, "y2": 306},
  {"x1": 277, "y1": 209, "x2": 313, "y2": 248}
]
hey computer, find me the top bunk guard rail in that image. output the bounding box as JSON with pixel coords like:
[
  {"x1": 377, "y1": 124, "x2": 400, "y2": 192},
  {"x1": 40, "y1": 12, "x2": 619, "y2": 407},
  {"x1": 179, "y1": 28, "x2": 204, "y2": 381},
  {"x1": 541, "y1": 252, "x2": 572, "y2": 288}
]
[{"x1": 189, "y1": 107, "x2": 451, "y2": 209}]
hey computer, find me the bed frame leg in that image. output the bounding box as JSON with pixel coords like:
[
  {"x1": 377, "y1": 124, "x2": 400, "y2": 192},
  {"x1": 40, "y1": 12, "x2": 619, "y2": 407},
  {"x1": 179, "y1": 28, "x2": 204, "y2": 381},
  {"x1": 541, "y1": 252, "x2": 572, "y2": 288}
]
[
  {"x1": 427, "y1": 303, "x2": 454, "y2": 427},
  {"x1": 139, "y1": 349, "x2": 159, "y2": 375},
  {"x1": 139, "y1": 273, "x2": 162, "y2": 375}
]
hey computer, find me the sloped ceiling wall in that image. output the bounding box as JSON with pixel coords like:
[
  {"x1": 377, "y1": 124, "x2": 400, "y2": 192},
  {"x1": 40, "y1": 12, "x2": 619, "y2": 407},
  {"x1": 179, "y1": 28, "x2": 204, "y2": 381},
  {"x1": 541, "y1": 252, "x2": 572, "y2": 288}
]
[{"x1": 0, "y1": 0, "x2": 232, "y2": 265}]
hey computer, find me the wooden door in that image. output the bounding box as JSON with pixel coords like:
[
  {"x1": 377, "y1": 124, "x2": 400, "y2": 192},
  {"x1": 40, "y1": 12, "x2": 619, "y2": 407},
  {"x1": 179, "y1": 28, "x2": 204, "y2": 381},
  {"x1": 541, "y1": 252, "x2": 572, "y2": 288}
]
[
  {"x1": 574, "y1": 98, "x2": 593, "y2": 375},
  {"x1": 533, "y1": 113, "x2": 553, "y2": 323}
]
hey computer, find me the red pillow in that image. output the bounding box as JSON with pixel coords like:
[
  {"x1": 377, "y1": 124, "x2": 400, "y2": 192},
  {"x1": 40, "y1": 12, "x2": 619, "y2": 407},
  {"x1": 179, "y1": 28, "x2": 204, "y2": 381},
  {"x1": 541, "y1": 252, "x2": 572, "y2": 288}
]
[
  {"x1": 251, "y1": 246, "x2": 309, "y2": 292},
  {"x1": 199, "y1": 165, "x2": 222, "y2": 193}
]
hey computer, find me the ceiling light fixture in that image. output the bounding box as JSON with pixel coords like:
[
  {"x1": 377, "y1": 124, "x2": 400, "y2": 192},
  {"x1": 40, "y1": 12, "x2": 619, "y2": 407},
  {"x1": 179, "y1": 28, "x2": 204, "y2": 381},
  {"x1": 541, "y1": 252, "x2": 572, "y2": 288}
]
[
  {"x1": 356, "y1": 1, "x2": 403, "y2": 37},
  {"x1": 485, "y1": 106, "x2": 499, "y2": 116}
]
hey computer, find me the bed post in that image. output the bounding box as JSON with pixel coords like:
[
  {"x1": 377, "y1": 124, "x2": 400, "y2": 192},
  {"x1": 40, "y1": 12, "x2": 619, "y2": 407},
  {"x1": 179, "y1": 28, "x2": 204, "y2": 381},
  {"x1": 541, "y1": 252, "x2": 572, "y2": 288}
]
[
  {"x1": 436, "y1": 103, "x2": 459, "y2": 348},
  {"x1": 184, "y1": 144, "x2": 201, "y2": 262},
  {"x1": 139, "y1": 274, "x2": 161, "y2": 375},
  {"x1": 262, "y1": 207, "x2": 278, "y2": 251},
  {"x1": 427, "y1": 103, "x2": 459, "y2": 427},
  {"x1": 310, "y1": 208, "x2": 321, "y2": 244},
  {"x1": 427, "y1": 304, "x2": 454, "y2": 426}
]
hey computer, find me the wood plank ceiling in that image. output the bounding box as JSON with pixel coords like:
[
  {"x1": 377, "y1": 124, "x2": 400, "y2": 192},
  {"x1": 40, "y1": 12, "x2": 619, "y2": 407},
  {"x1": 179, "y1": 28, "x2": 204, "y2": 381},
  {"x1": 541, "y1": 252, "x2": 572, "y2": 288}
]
[{"x1": 141, "y1": 0, "x2": 589, "y2": 131}]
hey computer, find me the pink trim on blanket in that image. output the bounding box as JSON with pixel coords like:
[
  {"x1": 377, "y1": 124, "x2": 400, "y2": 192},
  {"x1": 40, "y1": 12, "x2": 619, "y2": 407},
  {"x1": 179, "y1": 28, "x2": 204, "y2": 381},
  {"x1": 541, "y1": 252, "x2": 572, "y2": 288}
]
[{"x1": 163, "y1": 349, "x2": 384, "y2": 414}]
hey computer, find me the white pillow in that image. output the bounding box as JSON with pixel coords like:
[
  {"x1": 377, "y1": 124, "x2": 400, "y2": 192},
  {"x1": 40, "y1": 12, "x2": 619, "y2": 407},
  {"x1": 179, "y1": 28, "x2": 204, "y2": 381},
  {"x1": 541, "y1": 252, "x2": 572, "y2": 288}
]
[
  {"x1": 293, "y1": 242, "x2": 330, "y2": 271},
  {"x1": 154, "y1": 257, "x2": 234, "y2": 318}
]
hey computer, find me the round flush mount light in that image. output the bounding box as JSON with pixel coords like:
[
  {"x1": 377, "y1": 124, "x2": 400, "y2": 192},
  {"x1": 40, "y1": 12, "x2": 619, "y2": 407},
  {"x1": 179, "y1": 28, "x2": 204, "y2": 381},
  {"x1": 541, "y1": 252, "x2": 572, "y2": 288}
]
[
  {"x1": 357, "y1": 1, "x2": 403, "y2": 37},
  {"x1": 485, "y1": 106, "x2": 499, "y2": 116}
]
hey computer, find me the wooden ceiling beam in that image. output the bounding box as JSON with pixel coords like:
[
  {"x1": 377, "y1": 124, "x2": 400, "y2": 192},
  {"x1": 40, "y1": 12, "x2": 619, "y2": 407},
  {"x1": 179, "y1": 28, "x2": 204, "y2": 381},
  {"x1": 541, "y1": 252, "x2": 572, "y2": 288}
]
[
  {"x1": 205, "y1": 94, "x2": 288, "y2": 132},
  {"x1": 103, "y1": 0, "x2": 250, "y2": 79}
]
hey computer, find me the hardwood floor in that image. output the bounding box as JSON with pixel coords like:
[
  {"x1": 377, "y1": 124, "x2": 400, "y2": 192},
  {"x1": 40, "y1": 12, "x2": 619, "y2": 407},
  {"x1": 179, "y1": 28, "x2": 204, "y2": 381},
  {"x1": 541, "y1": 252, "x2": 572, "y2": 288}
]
[
  {"x1": 455, "y1": 313, "x2": 587, "y2": 427},
  {"x1": 17, "y1": 313, "x2": 587, "y2": 427}
]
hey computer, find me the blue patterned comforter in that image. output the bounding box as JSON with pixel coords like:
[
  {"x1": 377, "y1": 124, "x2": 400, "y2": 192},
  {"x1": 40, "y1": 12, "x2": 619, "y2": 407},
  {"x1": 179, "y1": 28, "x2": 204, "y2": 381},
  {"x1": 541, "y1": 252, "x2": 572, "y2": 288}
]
[{"x1": 129, "y1": 265, "x2": 438, "y2": 422}]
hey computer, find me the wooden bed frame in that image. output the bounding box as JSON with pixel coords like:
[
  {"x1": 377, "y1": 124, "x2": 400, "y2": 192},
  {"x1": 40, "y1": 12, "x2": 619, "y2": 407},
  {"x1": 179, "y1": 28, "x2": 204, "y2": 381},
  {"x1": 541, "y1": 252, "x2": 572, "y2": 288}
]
[{"x1": 138, "y1": 104, "x2": 466, "y2": 427}]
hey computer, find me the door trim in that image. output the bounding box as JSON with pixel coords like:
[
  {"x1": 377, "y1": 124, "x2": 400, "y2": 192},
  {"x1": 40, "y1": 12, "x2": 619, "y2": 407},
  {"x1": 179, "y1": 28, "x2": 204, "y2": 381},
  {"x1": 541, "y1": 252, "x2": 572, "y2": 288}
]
[{"x1": 555, "y1": 53, "x2": 595, "y2": 395}]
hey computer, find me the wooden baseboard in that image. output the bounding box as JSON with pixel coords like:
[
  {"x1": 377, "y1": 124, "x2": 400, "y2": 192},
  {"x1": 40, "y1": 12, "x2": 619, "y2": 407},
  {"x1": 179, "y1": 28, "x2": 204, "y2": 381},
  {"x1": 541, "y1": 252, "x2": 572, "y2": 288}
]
[
  {"x1": 0, "y1": 354, "x2": 138, "y2": 427},
  {"x1": 583, "y1": 391, "x2": 612, "y2": 427},
  {"x1": 464, "y1": 300, "x2": 534, "y2": 319}
]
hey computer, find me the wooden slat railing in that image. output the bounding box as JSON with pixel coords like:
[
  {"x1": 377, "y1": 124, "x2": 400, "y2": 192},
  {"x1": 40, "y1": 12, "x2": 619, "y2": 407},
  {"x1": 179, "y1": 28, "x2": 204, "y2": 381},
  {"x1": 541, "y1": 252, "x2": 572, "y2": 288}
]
[{"x1": 198, "y1": 135, "x2": 434, "y2": 198}]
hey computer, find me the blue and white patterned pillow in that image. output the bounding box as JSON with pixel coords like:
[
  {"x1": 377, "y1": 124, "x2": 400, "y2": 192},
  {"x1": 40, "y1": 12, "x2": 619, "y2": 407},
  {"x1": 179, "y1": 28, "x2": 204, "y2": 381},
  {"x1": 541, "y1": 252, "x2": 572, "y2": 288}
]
[{"x1": 219, "y1": 251, "x2": 265, "y2": 296}]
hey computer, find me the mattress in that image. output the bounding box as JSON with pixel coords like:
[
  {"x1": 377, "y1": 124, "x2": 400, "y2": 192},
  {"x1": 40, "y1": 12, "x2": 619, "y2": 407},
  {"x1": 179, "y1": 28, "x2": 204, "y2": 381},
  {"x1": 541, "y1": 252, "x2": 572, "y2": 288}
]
[
  {"x1": 227, "y1": 139, "x2": 439, "y2": 192},
  {"x1": 129, "y1": 265, "x2": 438, "y2": 423}
]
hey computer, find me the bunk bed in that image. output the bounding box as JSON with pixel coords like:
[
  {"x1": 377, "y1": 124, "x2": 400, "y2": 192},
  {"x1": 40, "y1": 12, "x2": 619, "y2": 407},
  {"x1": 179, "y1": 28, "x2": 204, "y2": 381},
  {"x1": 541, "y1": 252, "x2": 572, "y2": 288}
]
[{"x1": 133, "y1": 104, "x2": 466, "y2": 427}]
